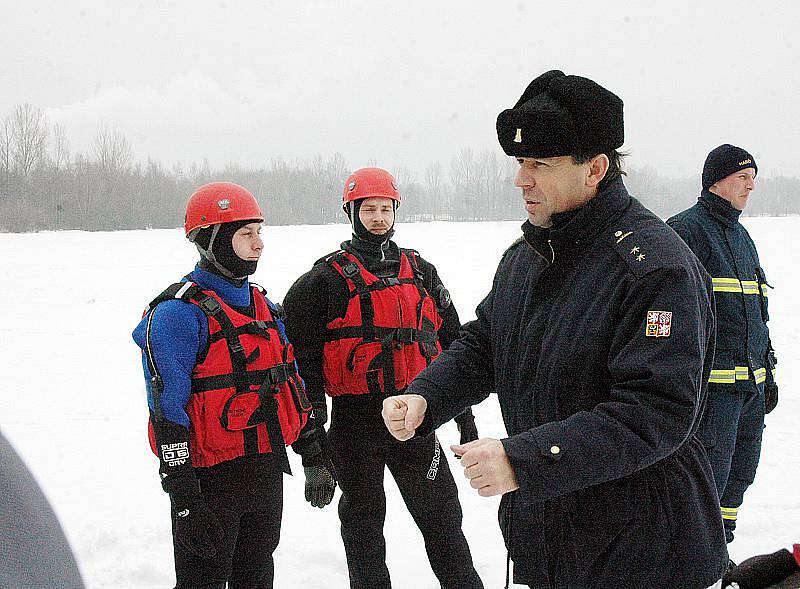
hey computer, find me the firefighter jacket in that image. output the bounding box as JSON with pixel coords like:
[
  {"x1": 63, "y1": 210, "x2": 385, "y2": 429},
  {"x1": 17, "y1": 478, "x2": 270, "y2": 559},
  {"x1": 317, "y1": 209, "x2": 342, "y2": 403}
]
[
  {"x1": 406, "y1": 179, "x2": 728, "y2": 588},
  {"x1": 668, "y1": 190, "x2": 776, "y2": 392},
  {"x1": 133, "y1": 266, "x2": 313, "y2": 490}
]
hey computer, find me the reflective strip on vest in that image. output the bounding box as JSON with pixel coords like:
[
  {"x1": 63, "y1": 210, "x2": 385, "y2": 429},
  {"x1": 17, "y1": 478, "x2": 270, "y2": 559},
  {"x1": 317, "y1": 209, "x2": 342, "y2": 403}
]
[
  {"x1": 720, "y1": 506, "x2": 738, "y2": 521},
  {"x1": 709, "y1": 365, "x2": 767, "y2": 384},
  {"x1": 712, "y1": 276, "x2": 766, "y2": 296}
]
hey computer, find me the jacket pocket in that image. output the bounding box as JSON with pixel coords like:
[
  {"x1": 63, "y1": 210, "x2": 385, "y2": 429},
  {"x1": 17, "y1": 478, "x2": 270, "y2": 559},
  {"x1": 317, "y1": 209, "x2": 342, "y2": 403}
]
[{"x1": 219, "y1": 390, "x2": 263, "y2": 431}]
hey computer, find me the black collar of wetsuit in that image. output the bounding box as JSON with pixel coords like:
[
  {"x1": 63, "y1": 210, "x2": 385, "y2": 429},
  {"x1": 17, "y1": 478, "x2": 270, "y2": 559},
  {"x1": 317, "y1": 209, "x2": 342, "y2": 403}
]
[
  {"x1": 698, "y1": 189, "x2": 742, "y2": 228},
  {"x1": 522, "y1": 176, "x2": 631, "y2": 261},
  {"x1": 341, "y1": 235, "x2": 401, "y2": 278},
  {"x1": 198, "y1": 256, "x2": 247, "y2": 288}
]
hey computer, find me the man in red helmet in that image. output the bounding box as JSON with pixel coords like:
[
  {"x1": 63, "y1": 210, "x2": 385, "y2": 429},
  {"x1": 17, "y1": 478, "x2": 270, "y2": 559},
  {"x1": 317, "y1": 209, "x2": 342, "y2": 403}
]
[
  {"x1": 132, "y1": 182, "x2": 335, "y2": 589},
  {"x1": 283, "y1": 168, "x2": 483, "y2": 589}
]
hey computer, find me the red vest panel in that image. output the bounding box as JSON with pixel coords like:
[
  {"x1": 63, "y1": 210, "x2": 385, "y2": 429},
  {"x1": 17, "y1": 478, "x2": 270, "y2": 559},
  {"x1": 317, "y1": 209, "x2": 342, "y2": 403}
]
[
  {"x1": 149, "y1": 285, "x2": 310, "y2": 468},
  {"x1": 322, "y1": 250, "x2": 443, "y2": 396}
]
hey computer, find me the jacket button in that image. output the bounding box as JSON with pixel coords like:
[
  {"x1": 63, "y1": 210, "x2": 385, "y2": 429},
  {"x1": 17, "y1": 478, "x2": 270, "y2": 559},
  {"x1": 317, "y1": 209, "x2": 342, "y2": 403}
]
[{"x1": 550, "y1": 445, "x2": 561, "y2": 455}]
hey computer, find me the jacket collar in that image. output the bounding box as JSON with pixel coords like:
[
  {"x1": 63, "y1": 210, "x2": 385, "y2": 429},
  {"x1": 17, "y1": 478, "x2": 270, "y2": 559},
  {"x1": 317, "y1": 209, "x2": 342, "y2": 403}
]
[
  {"x1": 190, "y1": 264, "x2": 252, "y2": 307},
  {"x1": 344, "y1": 234, "x2": 398, "y2": 263},
  {"x1": 342, "y1": 237, "x2": 401, "y2": 278},
  {"x1": 522, "y1": 177, "x2": 631, "y2": 261},
  {"x1": 698, "y1": 189, "x2": 742, "y2": 228}
]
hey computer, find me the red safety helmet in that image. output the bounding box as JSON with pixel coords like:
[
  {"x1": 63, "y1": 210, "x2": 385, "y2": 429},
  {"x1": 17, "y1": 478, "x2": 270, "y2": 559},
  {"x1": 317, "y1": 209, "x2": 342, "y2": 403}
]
[
  {"x1": 184, "y1": 182, "x2": 264, "y2": 238},
  {"x1": 342, "y1": 168, "x2": 401, "y2": 206}
]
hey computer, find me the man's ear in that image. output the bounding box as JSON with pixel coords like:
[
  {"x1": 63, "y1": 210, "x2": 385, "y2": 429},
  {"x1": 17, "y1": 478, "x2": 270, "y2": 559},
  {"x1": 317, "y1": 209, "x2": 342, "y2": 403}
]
[{"x1": 586, "y1": 153, "x2": 609, "y2": 189}]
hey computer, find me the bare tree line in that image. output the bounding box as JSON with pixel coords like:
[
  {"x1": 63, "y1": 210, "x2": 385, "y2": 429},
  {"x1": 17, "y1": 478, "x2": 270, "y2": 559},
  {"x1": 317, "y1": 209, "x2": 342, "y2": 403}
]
[{"x1": 0, "y1": 103, "x2": 797, "y2": 232}]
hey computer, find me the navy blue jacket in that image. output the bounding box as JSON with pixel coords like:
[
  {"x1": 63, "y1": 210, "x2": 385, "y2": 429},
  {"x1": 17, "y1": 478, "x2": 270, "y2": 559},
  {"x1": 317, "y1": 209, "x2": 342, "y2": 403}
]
[
  {"x1": 668, "y1": 191, "x2": 775, "y2": 392},
  {"x1": 408, "y1": 179, "x2": 727, "y2": 588}
]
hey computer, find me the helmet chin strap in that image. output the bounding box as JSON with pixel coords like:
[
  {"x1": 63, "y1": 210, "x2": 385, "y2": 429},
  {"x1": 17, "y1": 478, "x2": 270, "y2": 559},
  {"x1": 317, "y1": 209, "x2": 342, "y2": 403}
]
[{"x1": 192, "y1": 224, "x2": 244, "y2": 280}]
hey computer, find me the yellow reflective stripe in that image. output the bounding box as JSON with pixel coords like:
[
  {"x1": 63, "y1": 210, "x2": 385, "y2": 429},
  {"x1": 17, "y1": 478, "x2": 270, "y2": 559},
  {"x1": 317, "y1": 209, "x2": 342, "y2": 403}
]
[
  {"x1": 720, "y1": 506, "x2": 739, "y2": 521},
  {"x1": 709, "y1": 366, "x2": 765, "y2": 384},
  {"x1": 772, "y1": 368, "x2": 777, "y2": 380},
  {"x1": 709, "y1": 370, "x2": 736, "y2": 384},
  {"x1": 712, "y1": 277, "x2": 743, "y2": 293},
  {"x1": 741, "y1": 280, "x2": 760, "y2": 295},
  {"x1": 712, "y1": 277, "x2": 766, "y2": 296}
]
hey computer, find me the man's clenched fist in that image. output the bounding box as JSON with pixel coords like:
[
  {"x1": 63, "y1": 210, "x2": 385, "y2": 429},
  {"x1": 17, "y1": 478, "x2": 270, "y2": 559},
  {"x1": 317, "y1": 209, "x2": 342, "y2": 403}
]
[
  {"x1": 382, "y1": 394, "x2": 428, "y2": 441},
  {"x1": 452, "y1": 438, "x2": 520, "y2": 497}
]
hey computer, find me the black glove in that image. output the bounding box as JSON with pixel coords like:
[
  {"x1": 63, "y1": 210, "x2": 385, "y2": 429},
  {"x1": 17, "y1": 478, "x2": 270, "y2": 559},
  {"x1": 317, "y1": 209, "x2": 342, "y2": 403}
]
[
  {"x1": 456, "y1": 415, "x2": 479, "y2": 445},
  {"x1": 723, "y1": 547, "x2": 799, "y2": 589},
  {"x1": 304, "y1": 465, "x2": 336, "y2": 508},
  {"x1": 170, "y1": 494, "x2": 225, "y2": 558},
  {"x1": 764, "y1": 382, "x2": 778, "y2": 414}
]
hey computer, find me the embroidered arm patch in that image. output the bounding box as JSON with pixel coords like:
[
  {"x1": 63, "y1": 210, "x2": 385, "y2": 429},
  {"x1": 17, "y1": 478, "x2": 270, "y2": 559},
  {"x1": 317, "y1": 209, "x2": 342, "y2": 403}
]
[{"x1": 645, "y1": 310, "x2": 672, "y2": 338}]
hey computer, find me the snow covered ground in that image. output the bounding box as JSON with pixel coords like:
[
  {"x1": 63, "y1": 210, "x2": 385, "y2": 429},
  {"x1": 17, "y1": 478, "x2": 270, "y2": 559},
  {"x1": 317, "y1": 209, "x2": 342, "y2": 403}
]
[{"x1": 1, "y1": 217, "x2": 798, "y2": 588}]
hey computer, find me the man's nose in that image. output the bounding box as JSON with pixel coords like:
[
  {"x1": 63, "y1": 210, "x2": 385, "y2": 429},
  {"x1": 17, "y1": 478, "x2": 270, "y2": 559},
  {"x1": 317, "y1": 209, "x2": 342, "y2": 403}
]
[{"x1": 514, "y1": 168, "x2": 533, "y2": 188}]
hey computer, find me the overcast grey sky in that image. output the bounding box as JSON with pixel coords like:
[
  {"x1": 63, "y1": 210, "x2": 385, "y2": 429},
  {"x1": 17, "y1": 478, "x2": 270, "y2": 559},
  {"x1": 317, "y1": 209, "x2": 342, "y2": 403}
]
[{"x1": 3, "y1": 1, "x2": 798, "y2": 178}]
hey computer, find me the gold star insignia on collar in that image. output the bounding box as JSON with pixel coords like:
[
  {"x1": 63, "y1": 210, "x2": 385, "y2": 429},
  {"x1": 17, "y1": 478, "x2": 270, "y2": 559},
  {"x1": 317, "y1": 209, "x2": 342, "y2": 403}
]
[
  {"x1": 637, "y1": 253, "x2": 646, "y2": 262},
  {"x1": 630, "y1": 246, "x2": 640, "y2": 254}
]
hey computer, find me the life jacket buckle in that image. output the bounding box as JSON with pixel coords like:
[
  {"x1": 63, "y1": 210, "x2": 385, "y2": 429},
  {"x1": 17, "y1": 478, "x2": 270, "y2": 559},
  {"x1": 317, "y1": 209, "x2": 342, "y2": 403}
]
[
  {"x1": 382, "y1": 277, "x2": 400, "y2": 287},
  {"x1": 342, "y1": 263, "x2": 359, "y2": 278},
  {"x1": 229, "y1": 339, "x2": 245, "y2": 356},
  {"x1": 394, "y1": 327, "x2": 417, "y2": 344},
  {"x1": 199, "y1": 296, "x2": 222, "y2": 316},
  {"x1": 265, "y1": 363, "x2": 293, "y2": 385}
]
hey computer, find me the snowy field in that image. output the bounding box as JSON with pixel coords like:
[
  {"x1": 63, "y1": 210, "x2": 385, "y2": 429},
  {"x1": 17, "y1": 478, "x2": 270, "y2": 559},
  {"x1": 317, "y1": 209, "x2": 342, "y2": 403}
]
[{"x1": 1, "y1": 216, "x2": 798, "y2": 588}]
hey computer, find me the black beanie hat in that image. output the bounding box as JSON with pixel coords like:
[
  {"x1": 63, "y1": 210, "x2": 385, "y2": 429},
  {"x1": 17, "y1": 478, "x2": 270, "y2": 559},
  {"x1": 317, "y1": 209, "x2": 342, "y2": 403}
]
[
  {"x1": 702, "y1": 144, "x2": 758, "y2": 190},
  {"x1": 496, "y1": 70, "x2": 624, "y2": 158}
]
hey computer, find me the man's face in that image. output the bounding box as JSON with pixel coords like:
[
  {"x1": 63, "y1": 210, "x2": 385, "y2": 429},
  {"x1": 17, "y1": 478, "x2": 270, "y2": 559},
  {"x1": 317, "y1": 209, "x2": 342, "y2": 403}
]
[
  {"x1": 709, "y1": 167, "x2": 756, "y2": 211},
  {"x1": 514, "y1": 156, "x2": 595, "y2": 228},
  {"x1": 232, "y1": 222, "x2": 264, "y2": 261},
  {"x1": 357, "y1": 196, "x2": 395, "y2": 235}
]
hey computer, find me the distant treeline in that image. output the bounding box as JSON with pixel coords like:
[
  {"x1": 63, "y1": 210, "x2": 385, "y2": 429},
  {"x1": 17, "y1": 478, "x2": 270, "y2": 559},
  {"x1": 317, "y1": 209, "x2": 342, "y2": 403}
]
[{"x1": 1, "y1": 103, "x2": 797, "y2": 232}]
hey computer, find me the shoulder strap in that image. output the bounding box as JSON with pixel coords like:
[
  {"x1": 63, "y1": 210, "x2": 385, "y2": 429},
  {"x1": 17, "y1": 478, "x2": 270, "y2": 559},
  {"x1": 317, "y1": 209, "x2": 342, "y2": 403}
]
[
  {"x1": 315, "y1": 249, "x2": 346, "y2": 267},
  {"x1": 329, "y1": 251, "x2": 377, "y2": 342}
]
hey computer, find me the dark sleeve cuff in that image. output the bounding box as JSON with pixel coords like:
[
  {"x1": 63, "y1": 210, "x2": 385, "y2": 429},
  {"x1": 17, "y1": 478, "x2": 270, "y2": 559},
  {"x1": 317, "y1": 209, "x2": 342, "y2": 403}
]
[
  {"x1": 453, "y1": 407, "x2": 475, "y2": 425},
  {"x1": 501, "y1": 422, "x2": 567, "y2": 500}
]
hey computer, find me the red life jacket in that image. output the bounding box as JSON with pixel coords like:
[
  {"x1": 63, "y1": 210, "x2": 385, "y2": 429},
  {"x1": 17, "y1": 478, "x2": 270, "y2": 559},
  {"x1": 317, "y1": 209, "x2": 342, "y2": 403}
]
[
  {"x1": 322, "y1": 249, "x2": 443, "y2": 397},
  {"x1": 146, "y1": 282, "x2": 311, "y2": 470}
]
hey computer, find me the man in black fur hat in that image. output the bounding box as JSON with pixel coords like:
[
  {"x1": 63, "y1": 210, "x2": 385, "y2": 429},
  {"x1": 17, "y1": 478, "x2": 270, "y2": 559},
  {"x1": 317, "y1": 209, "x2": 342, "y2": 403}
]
[{"x1": 383, "y1": 71, "x2": 728, "y2": 588}]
